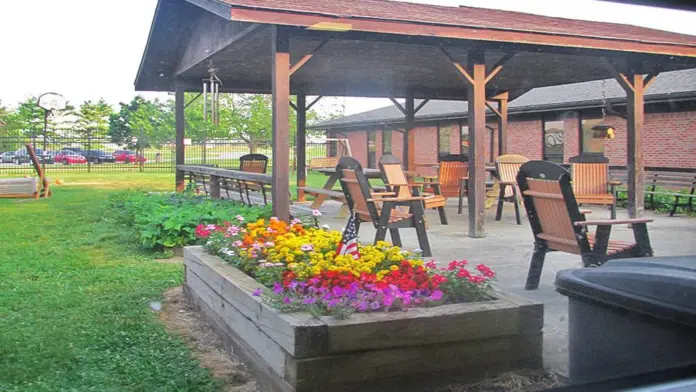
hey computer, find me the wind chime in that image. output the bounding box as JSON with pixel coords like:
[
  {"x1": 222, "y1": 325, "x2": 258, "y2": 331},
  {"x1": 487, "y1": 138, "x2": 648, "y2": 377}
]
[{"x1": 203, "y1": 60, "x2": 222, "y2": 126}]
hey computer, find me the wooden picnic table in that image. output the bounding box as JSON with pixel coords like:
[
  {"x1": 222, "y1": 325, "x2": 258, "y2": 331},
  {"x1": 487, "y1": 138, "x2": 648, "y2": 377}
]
[{"x1": 305, "y1": 167, "x2": 383, "y2": 211}]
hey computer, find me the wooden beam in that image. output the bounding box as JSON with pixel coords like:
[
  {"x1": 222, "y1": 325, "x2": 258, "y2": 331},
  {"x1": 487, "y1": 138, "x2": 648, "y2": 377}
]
[
  {"x1": 229, "y1": 8, "x2": 696, "y2": 57},
  {"x1": 296, "y1": 94, "x2": 307, "y2": 202},
  {"x1": 289, "y1": 39, "x2": 329, "y2": 76},
  {"x1": 643, "y1": 72, "x2": 659, "y2": 90},
  {"x1": 489, "y1": 91, "x2": 509, "y2": 101},
  {"x1": 289, "y1": 101, "x2": 298, "y2": 111},
  {"x1": 437, "y1": 47, "x2": 475, "y2": 85},
  {"x1": 615, "y1": 73, "x2": 635, "y2": 93},
  {"x1": 389, "y1": 98, "x2": 407, "y2": 115},
  {"x1": 184, "y1": 92, "x2": 202, "y2": 109},
  {"x1": 414, "y1": 99, "x2": 430, "y2": 114},
  {"x1": 485, "y1": 101, "x2": 502, "y2": 118},
  {"x1": 272, "y1": 27, "x2": 291, "y2": 222},
  {"x1": 405, "y1": 96, "x2": 416, "y2": 171},
  {"x1": 466, "y1": 50, "x2": 487, "y2": 238},
  {"x1": 497, "y1": 96, "x2": 509, "y2": 156},
  {"x1": 619, "y1": 73, "x2": 646, "y2": 218},
  {"x1": 485, "y1": 53, "x2": 514, "y2": 84},
  {"x1": 306, "y1": 96, "x2": 323, "y2": 110},
  {"x1": 175, "y1": 22, "x2": 260, "y2": 77},
  {"x1": 175, "y1": 84, "x2": 186, "y2": 192}
]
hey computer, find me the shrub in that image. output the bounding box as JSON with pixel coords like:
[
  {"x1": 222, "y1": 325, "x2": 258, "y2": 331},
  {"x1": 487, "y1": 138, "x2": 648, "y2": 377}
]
[{"x1": 105, "y1": 191, "x2": 271, "y2": 249}]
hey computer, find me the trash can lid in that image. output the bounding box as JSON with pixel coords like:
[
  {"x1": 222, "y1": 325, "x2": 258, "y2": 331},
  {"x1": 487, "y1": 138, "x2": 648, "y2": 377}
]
[{"x1": 556, "y1": 256, "x2": 696, "y2": 327}]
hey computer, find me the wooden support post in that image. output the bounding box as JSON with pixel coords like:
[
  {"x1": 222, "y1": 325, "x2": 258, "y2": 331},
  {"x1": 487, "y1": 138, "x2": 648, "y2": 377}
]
[
  {"x1": 296, "y1": 94, "x2": 307, "y2": 202},
  {"x1": 272, "y1": 27, "x2": 291, "y2": 222},
  {"x1": 616, "y1": 72, "x2": 649, "y2": 218},
  {"x1": 405, "y1": 95, "x2": 416, "y2": 172},
  {"x1": 467, "y1": 50, "x2": 487, "y2": 238},
  {"x1": 209, "y1": 175, "x2": 221, "y2": 199},
  {"x1": 175, "y1": 84, "x2": 186, "y2": 192},
  {"x1": 494, "y1": 92, "x2": 509, "y2": 156}
]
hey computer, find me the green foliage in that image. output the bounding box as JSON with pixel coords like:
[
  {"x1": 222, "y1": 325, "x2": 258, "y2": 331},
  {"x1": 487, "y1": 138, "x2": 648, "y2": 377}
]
[
  {"x1": 109, "y1": 96, "x2": 174, "y2": 149},
  {"x1": 617, "y1": 187, "x2": 695, "y2": 215},
  {"x1": 105, "y1": 191, "x2": 272, "y2": 249},
  {"x1": 0, "y1": 185, "x2": 219, "y2": 391},
  {"x1": 75, "y1": 98, "x2": 113, "y2": 137}
]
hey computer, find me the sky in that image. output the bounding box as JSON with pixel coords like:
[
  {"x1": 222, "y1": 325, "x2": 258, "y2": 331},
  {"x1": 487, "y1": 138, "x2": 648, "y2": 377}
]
[{"x1": 0, "y1": 0, "x2": 695, "y2": 116}]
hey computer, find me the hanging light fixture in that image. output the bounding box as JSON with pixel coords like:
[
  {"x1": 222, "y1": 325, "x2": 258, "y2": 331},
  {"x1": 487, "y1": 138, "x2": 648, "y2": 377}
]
[{"x1": 591, "y1": 79, "x2": 617, "y2": 140}]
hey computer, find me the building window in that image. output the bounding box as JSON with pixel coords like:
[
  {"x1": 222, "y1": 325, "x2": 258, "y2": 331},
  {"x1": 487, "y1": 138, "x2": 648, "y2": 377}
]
[
  {"x1": 367, "y1": 131, "x2": 377, "y2": 168},
  {"x1": 543, "y1": 118, "x2": 564, "y2": 163},
  {"x1": 382, "y1": 130, "x2": 392, "y2": 155},
  {"x1": 580, "y1": 116, "x2": 605, "y2": 154},
  {"x1": 438, "y1": 123, "x2": 454, "y2": 159},
  {"x1": 461, "y1": 125, "x2": 469, "y2": 155}
]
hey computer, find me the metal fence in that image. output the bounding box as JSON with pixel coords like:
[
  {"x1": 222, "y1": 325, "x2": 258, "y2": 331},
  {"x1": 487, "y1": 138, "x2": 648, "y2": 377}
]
[{"x1": 0, "y1": 135, "x2": 330, "y2": 175}]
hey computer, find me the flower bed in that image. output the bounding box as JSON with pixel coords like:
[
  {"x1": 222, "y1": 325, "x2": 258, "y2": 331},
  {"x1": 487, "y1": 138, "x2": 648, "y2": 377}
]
[{"x1": 198, "y1": 217, "x2": 497, "y2": 318}]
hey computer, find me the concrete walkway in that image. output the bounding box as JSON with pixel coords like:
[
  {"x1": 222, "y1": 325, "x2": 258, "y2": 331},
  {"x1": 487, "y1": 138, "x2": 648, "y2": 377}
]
[{"x1": 312, "y1": 199, "x2": 696, "y2": 377}]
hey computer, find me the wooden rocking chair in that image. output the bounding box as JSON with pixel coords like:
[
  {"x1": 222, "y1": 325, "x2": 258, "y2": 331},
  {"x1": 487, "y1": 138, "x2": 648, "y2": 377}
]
[
  {"x1": 495, "y1": 154, "x2": 529, "y2": 225},
  {"x1": 379, "y1": 155, "x2": 448, "y2": 225},
  {"x1": 337, "y1": 157, "x2": 432, "y2": 257},
  {"x1": 569, "y1": 155, "x2": 620, "y2": 219},
  {"x1": 517, "y1": 160, "x2": 654, "y2": 290}
]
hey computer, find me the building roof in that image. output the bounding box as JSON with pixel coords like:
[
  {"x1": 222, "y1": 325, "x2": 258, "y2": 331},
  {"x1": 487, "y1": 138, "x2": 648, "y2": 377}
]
[
  {"x1": 222, "y1": 0, "x2": 696, "y2": 48},
  {"x1": 136, "y1": 0, "x2": 696, "y2": 95},
  {"x1": 310, "y1": 68, "x2": 696, "y2": 130}
]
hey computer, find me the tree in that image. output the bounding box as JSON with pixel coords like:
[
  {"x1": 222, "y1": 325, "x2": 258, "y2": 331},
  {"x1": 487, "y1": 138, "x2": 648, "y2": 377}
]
[
  {"x1": 76, "y1": 99, "x2": 112, "y2": 138},
  {"x1": 109, "y1": 96, "x2": 173, "y2": 149},
  {"x1": 12, "y1": 96, "x2": 45, "y2": 140}
]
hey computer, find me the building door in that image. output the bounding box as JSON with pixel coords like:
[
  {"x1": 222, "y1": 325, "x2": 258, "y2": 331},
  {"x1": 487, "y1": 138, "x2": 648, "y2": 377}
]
[{"x1": 367, "y1": 131, "x2": 377, "y2": 168}]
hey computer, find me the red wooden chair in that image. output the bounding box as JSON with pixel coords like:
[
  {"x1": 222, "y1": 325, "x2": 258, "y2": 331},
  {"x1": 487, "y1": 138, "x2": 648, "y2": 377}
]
[
  {"x1": 569, "y1": 155, "x2": 620, "y2": 219},
  {"x1": 517, "y1": 160, "x2": 654, "y2": 290}
]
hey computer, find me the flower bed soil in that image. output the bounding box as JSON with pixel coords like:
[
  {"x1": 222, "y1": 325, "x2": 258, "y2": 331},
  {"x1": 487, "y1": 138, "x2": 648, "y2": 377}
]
[{"x1": 184, "y1": 246, "x2": 544, "y2": 392}]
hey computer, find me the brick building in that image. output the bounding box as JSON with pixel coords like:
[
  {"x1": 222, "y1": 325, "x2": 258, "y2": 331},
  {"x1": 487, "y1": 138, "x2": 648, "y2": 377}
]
[{"x1": 311, "y1": 68, "x2": 696, "y2": 170}]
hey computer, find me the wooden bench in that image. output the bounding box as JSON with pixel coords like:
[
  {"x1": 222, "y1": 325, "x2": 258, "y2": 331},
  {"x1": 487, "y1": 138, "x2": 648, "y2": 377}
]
[
  {"x1": 178, "y1": 165, "x2": 312, "y2": 218},
  {"x1": 309, "y1": 157, "x2": 339, "y2": 170},
  {"x1": 613, "y1": 170, "x2": 696, "y2": 216}
]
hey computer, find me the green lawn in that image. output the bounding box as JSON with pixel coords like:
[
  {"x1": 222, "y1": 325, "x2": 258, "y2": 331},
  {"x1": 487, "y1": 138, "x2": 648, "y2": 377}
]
[
  {"x1": 0, "y1": 177, "x2": 218, "y2": 391},
  {"x1": 0, "y1": 169, "x2": 370, "y2": 391}
]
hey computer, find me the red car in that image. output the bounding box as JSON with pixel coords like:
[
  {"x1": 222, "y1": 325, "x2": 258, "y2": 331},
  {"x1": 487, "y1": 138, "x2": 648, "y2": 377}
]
[
  {"x1": 113, "y1": 150, "x2": 147, "y2": 163},
  {"x1": 54, "y1": 150, "x2": 87, "y2": 165}
]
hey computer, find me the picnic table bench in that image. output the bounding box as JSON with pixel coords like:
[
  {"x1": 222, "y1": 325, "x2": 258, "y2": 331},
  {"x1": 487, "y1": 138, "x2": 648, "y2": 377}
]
[
  {"x1": 612, "y1": 170, "x2": 696, "y2": 216},
  {"x1": 177, "y1": 165, "x2": 313, "y2": 217}
]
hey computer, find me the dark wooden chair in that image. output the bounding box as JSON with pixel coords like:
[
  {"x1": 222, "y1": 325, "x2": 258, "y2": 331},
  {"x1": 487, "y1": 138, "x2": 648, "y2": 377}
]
[
  {"x1": 517, "y1": 160, "x2": 654, "y2": 290},
  {"x1": 569, "y1": 155, "x2": 620, "y2": 219},
  {"x1": 379, "y1": 155, "x2": 448, "y2": 225},
  {"x1": 221, "y1": 153, "x2": 270, "y2": 204},
  {"x1": 337, "y1": 157, "x2": 432, "y2": 257},
  {"x1": 495, "y1": 154, "x2": 529, "y2": 225}
]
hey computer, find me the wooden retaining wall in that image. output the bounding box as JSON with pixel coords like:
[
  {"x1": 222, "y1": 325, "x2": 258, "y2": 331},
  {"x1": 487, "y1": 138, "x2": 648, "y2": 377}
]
[{"x1": 184, "y1": 246, "x2": 544, "y2": 392}]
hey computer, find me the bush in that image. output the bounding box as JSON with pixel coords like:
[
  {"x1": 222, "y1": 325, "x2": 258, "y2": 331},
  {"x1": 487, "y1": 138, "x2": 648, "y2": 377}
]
[{"x1": 105, "y1": 191, "x2": 271, "y2": 249}]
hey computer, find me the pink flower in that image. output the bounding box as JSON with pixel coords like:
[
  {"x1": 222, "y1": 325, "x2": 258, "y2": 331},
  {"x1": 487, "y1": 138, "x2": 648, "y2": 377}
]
[
  {"x1": 425, "y1": 260, "x2": 437, "y2": 269},
  {"x1": 430, "y1": 290, "x2": 443, "y2": 301},
  {"x1": 312, "y1": 209, "x2": 322, "y2": 217},
  {"x1": 300, "y1": 244, "x2": 314, "y2": 252},
  {"x1": 232, "y1": 240, "x2": 243, "y2": 247},
  {"x1": 252, "y1": 288, "x2": 262, "y2": 296},
  {"x1": 236, "y1": 215, "x2": 245, "y2": 222}
]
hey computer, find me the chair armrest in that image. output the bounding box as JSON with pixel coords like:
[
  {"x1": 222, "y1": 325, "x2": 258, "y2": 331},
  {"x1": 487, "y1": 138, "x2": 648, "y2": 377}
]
[
  {"x1": 385, "y1": 182, "x2": 426, "y2": 188},
  {"x1": 575, "y1": 218, "x2": 653, "y2": 227},
  {"x1": 367, "y1": 196, "x2": 427, "y2": 202},
  {"x1": 579, "y1": 209, "x2": 593, "y2": 215},
  {"x1": 370, "y1": 191, "x2": 397, "y2": 197}
]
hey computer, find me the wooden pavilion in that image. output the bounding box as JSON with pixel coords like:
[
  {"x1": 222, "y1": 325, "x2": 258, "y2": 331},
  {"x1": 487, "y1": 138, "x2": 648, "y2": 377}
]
[{"x1": 135, "y1": 0, "x2": 696, "y2": 238}]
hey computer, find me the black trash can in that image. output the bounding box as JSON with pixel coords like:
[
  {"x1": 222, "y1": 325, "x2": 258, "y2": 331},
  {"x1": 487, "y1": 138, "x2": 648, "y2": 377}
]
[{"x1": 555, "y1": 256, "x2": 696, "y2": 385}]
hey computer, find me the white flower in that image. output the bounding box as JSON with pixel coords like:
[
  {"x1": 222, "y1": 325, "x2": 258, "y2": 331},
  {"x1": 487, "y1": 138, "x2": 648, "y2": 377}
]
[
  {"x1": 236, "y1": 215, "x2": 245, "y2": 222},
  {"x1": 321, "y1": 224, "x2": 330, "y2": 230},
  {"x1": 414, "y1": 248, "x2": 423, "y2": 254}
]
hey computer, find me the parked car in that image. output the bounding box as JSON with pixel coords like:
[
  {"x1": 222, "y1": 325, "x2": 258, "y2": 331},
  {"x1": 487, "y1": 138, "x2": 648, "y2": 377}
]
[
  {"x1": 82, "y1": 150, "x2": 116, "y2": 164},
  {"x1": 113, "y1": 150, "x2": 147, "y2": 163},
  {"x1": 54, "y1": 150, "x2": 87, "y2": 165},
  {"x1": 1, "y1": 151, "x2": 16, "y2": 163},
  {"x1": 13, "y1": 148, "x2": 54, "y2": 165}
]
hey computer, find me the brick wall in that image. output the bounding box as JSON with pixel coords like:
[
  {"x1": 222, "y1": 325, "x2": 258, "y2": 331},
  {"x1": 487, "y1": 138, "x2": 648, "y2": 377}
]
[{"x1": 336, "y1": 109, "x2": 696, "y2": 169}]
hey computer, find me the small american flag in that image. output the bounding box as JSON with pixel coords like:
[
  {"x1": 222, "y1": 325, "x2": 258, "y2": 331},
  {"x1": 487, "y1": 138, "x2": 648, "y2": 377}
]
[{"x1": 336, "y1": 215, "x2": 360, "y2": 259}]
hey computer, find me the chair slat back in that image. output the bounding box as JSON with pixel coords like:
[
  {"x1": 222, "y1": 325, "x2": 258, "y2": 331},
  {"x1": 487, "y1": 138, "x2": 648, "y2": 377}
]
[
  {"x1": 310, "y1": 157, "x2": 339, "y2": 170},
  {"x1": 240, "y1": 154, "x2": 268, "y2": 174},
  {"x1": 496, "y1": 154, "x2": 529, "y2": 198},
  {"x1": 569, "y1": 155, "x2": 609, "y2": 195},
  {"x1": 379, "y1": 155, "x2": 411, "y2": 199},
  {"x1": 439, "y1": 161, "x2": 468, "y2": 198},
  {"x1": 338, "y1": 157, "x2": 380, "y2": 223},
  {"x1": 518, "y1": 161, "x2": 591, "y2": 255}
]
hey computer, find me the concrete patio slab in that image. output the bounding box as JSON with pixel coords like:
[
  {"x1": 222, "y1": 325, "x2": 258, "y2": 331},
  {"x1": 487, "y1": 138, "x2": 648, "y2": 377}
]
[{"x1": 310, "y1": 199, "x2": 696, "y2": 378}]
